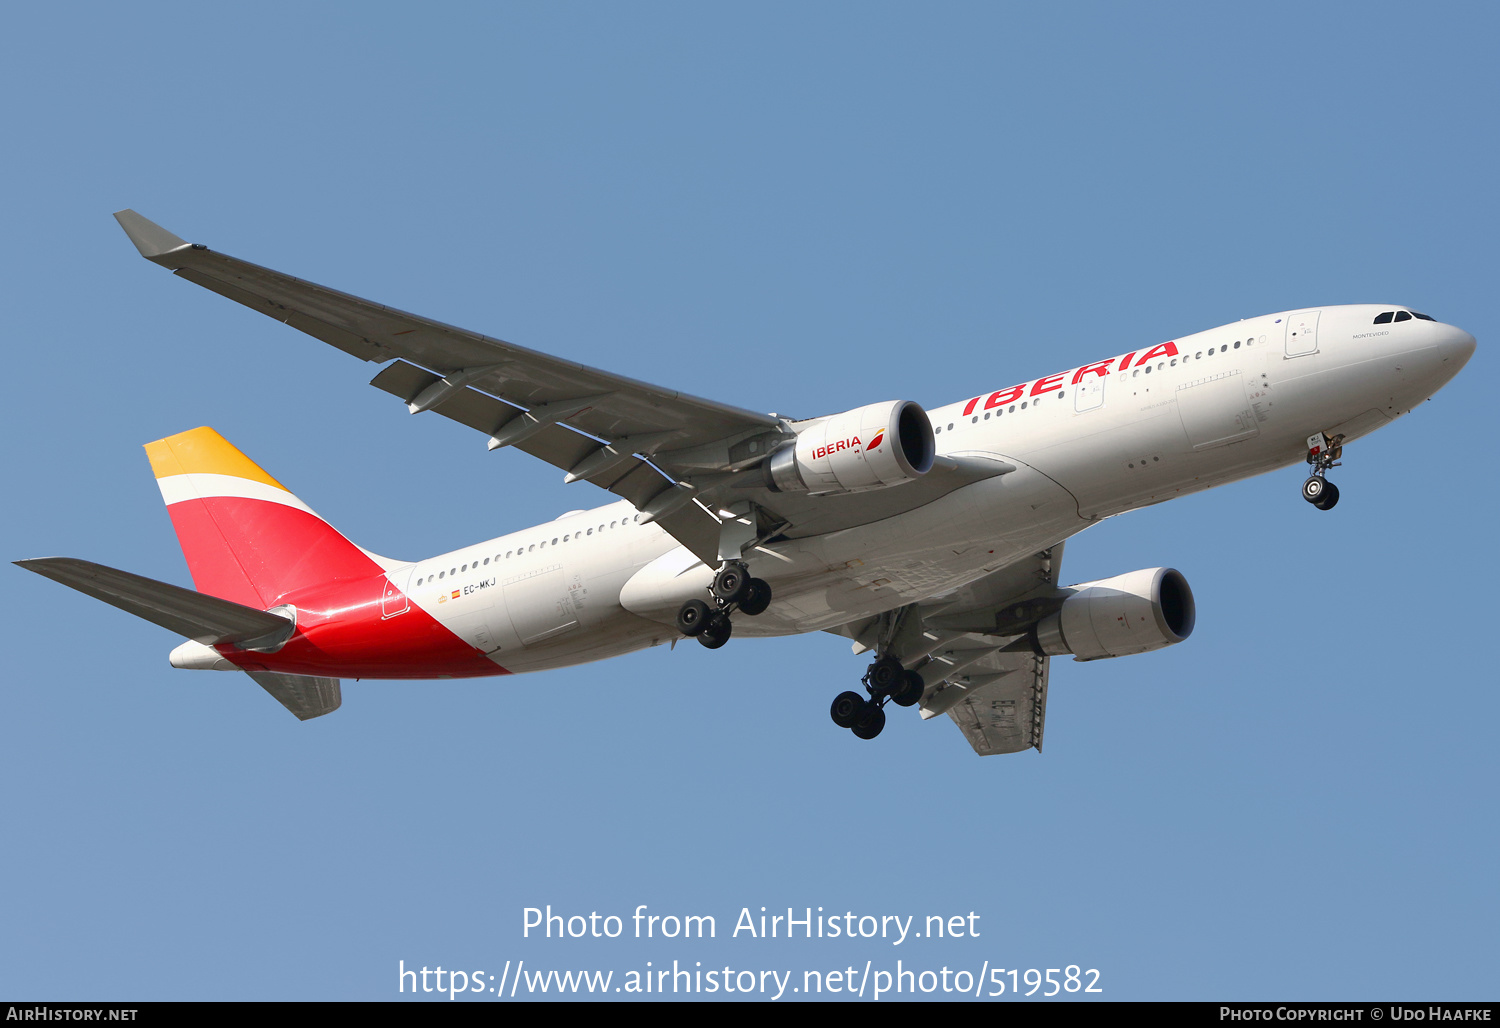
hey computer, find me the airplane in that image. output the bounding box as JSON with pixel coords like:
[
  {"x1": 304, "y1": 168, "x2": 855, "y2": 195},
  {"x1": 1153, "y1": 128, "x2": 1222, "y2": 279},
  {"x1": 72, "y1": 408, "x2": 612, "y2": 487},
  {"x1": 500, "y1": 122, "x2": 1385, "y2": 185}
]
[{"x1": 15, "y1": 210, "x2": 1476, "y2": 755}]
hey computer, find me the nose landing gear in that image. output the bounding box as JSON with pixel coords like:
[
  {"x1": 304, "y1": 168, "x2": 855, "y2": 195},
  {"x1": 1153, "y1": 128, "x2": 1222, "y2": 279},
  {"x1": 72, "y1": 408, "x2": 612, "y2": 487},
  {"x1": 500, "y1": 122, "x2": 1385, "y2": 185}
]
[
  {"x1": 1302, "y1": 432, "x2": 1344, "y2": 511},
  {"x1": 674, "y1": 561, "x2": 773, "y2": 648},
  {"x1": 828, "y1": 655, "x2": 925, "y2": 741}
]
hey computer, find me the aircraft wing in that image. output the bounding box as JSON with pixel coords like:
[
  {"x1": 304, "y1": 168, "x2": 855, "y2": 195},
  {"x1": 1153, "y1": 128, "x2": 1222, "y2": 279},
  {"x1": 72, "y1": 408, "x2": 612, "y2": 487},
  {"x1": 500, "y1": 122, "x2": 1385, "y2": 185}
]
[
  {"x1": 840, "y1": 544, "x2": 1065, "y2": 755},
  {"x1": 114, "y1": 210, "x2": 782, "y2": 564},
  {"x1": 114, "y1": 211, "x2": 1008, "y2": 566}
]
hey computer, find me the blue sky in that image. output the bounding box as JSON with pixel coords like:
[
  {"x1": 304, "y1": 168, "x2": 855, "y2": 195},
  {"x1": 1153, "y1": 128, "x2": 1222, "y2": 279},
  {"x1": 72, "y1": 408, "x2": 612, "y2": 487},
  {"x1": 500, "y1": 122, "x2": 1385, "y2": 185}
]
[{"x1": 2, "y1": 2, "x2": 1495, "y2": 1001}]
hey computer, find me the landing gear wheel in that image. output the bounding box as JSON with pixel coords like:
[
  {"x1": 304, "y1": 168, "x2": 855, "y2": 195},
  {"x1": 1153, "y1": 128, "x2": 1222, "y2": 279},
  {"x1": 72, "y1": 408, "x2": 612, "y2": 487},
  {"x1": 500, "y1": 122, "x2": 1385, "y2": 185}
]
[
  {"x1": 676, "y1": 598, "x2": 712, "y2": 636},
  {"x1": 866, "y1": 656, "x2": 904, "y2": 696},
  {"x1": 1313, "y1": 481, "x2": 1340, "y2": 510},
  {"x1": 711, "y1": 565, "x2": 751, "y2": 604},
  {"x1": 697, "y1": 614, "x2": 732, "y2": 649},
  {"x1": 1302, "y1": 476, "x2": 1327, "y2": 504},
  {"x1": 830, "y1": 691, "x2": 867, "y2": 728},
  {"x1": 852, "y1": 705, "x2": 887, "y2": 740},
  {"x1": 890, "y1": 669, "x2": 925, "y2": 708},
  {"x1": 738, "y1": 578, "x2": 772, "y2": 616}
]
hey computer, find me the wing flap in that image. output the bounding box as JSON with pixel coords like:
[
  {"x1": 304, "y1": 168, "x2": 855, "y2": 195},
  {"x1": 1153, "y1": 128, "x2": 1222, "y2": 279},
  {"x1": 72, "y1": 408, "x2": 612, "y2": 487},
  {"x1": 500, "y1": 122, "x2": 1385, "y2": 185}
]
[{"x1": 939, "y1": 654, "x2": 1049, "y2": 755}]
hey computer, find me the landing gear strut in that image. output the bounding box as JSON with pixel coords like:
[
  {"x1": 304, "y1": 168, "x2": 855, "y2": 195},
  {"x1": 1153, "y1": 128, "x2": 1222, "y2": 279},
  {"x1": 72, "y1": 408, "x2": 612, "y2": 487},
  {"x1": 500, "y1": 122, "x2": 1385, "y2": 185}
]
[
  {"x1": 1302, "y1": 431, "x2": 1344, "y2": 511},
  {"x1": 674, "y1": 560, "x2": 773, "y2": 648},
  {"x1": 828, "y1": 654, "x2": 924, "y2": 741}
]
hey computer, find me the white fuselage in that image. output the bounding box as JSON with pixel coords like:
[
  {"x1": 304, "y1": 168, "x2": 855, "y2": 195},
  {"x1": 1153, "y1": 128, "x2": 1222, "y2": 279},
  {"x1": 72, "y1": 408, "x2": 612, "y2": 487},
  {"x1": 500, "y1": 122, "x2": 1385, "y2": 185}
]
[{"x1": 393, "y1": 305, "x2": 1474, "y2": 674}]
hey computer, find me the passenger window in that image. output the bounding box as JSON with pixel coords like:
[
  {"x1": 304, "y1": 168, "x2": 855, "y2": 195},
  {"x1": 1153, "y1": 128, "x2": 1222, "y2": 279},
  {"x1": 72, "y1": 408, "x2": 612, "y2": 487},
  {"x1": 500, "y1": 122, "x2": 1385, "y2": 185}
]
[
  {"x1": 983, "y1": 412, "x2": 990, "y2": 419},
  {"x1": 1020, "y1": 401, "x2": 1028, "y2": 409},
  {"x1": 1008, "y1": 405, "x2": 1015, "y2": 413},
  {"x1": 1144, "y1": 366, "x2": 1152, "y2": 374},
  {"x1": 947, "y1": 423, "x2": 954, "y2": 431},
  {"x1": 439, "y1": 571, "x2": 445, "y2": 579},
  {"x1": 1195, "y1": 351, "x2": 1202, "y2": 359},
  {"x1": 1234, "y1": 341, "x2": 1240, "y2": 348},
  {"x1": 971, "y1": 416, "x2": 977, "y2": 423},
  {"x1": 1374, "y1": 312, "x2": 1394, "y2": 324},
  {"x1": 483, "y1": 558, "x2": 490, "y2": 565},
  {"x1": 1394, "y1": 311, "x2": 1412, "y2": 322}
]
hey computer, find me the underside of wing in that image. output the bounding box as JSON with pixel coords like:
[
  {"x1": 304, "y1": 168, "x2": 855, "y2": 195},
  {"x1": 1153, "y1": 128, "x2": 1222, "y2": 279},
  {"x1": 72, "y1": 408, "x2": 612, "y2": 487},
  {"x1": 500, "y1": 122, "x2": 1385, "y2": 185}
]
[
  {"x1": 245, "y1": 671, "x2": 342, "y2": 721},
  {"x1": 928, "y1": 651, "x2": 1049, "y2": 755},
  {"x1": 835, "y1": 544, "x2": 1066, "y2": 756}
]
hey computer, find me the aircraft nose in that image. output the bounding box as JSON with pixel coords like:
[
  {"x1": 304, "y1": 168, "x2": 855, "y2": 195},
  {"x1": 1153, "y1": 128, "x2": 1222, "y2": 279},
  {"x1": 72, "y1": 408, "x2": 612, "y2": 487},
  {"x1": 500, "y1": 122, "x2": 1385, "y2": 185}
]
[{"x1": 1441, "y1": 324, "x2": 1477, "y2": 370}]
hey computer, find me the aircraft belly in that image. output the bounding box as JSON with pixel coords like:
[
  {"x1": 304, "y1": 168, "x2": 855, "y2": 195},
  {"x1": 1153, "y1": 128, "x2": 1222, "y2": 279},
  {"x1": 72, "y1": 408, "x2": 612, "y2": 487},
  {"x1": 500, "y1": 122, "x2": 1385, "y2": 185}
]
[
  {"x1": 490, "y1": 610, "x2": 675, "y2": 673},
  {"x1": 621, "y1": 461, "x2": 1086, "y2": 636}
]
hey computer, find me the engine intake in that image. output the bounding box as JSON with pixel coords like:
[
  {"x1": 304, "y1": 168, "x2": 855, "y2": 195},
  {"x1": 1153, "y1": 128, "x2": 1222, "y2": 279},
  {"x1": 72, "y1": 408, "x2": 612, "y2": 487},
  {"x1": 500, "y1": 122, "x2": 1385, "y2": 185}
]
[
  {"x1": 765, "y1": 400, "x2": 935, "y2": 495},
  {"x1": 1034, "y1": 568, "x2": 1195, "y2": 661}
]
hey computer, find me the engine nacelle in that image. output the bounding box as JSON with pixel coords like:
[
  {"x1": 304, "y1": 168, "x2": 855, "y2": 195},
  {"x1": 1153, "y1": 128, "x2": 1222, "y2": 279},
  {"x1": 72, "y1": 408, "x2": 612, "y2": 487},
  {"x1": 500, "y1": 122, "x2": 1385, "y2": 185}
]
[
  {"x1": 1034, "y1": 567, "x2": 1196, "y2": 661},
  {"x1": 765, "y1": 400, "x2": 935, "y2": 495}
]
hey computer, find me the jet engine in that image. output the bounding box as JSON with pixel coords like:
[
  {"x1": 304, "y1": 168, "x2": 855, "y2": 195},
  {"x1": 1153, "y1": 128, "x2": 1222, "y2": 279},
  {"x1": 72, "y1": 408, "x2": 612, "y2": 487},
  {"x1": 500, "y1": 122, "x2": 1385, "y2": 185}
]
[
  {"x1": 764, "y1": 400, "x2": 935, "y2": 495},
  {"x1": 1033, "y1": 567, "x2": 1196, "y2": 661}
]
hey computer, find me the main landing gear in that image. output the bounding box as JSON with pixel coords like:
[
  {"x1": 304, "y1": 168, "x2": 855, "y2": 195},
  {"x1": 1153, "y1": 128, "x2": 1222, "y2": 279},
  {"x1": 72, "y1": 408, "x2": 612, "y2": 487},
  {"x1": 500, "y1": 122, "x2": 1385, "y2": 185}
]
[
  {"x1": 829, "y1": 655, "x2": 924, "y2": 741},
  {"x1": 674, "y1": 561, "x2": 773, "y2": 649},
  {"x1": 1302, "y1": 431, "x2": 1345, "y2": 511}
]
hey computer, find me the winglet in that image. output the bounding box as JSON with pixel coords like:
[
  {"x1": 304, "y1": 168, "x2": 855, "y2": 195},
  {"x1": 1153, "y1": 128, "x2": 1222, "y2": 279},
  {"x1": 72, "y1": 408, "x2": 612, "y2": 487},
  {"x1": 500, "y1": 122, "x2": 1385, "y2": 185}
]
[{"x1": 113, "y1": 209, "x2": 193, "y2": 265}]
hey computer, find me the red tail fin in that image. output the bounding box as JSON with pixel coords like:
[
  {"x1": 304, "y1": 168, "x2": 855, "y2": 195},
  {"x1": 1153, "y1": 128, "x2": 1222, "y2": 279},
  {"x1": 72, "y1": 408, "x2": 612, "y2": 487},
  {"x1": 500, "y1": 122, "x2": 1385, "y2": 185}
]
[{"x1": 144, "y1": 427, "x2": 387, "y2": 607}]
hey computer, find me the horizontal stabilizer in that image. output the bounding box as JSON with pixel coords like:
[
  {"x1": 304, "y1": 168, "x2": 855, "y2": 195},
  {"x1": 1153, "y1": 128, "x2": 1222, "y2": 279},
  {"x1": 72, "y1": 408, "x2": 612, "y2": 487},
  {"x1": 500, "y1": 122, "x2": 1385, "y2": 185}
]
[
  {"x1": 245, "y1": 671, "x2": 342, "y2": 721},
  {"x1": 14, "y1": 557, "x2": 293, "y2": 647}
]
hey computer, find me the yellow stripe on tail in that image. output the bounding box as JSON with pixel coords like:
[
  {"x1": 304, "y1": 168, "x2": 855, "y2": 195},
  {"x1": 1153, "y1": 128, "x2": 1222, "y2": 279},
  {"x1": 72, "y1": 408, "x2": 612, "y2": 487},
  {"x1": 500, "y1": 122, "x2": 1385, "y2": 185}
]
[{"x1": 144, "y1": 426, "x2": 288, "y2": 491}]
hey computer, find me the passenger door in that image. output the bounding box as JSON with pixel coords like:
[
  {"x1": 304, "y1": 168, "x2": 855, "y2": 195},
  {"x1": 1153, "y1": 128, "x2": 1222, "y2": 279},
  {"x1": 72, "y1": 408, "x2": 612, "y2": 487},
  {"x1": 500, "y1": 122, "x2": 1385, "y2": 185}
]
[{"x1": 1284, "y1": 310, "x2": 1320, "y2": 357}]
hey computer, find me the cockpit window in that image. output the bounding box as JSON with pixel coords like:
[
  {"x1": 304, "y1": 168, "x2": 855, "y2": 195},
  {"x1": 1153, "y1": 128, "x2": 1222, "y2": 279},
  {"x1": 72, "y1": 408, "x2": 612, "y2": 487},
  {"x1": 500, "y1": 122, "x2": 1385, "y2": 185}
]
[
  {"x1": 1374, "y1": 311, "x2": 1394, "y2": 324},
  {"x1": 1393, "y1": 311, "x2": 1412, "y2": 322},
  {"x1": 1412, "y1": 311, "x2": 1436, "y2": 321}
]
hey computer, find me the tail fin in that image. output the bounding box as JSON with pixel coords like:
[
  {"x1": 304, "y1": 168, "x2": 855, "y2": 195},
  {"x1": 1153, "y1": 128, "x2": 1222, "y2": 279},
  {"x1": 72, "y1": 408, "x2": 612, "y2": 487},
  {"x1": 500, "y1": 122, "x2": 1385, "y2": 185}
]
[{"x1": 145, "y1": 427, "x2": 388, "y2": 607}]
